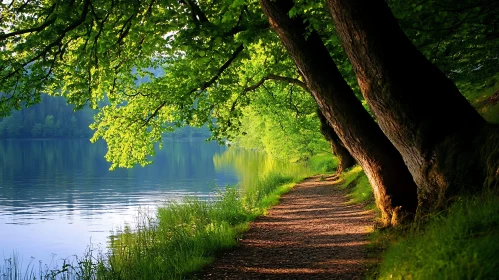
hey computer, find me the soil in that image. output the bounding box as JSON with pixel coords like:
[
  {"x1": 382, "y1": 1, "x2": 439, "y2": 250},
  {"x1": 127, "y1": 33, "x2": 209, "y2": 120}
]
[{"x1": 196, "y1": 175, "x2": 375, "y2": 279}]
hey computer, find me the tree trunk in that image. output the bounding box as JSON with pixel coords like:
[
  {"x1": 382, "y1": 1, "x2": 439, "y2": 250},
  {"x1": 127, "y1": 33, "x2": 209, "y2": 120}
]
[
  {"x1": 326, "y1": 0, "x2": 499, "y2": 209},
  {"x1": 260, "y1": 0, "x2": 418, "y2": 226},
  {"x1": 317, "y1": 108, "x2": 356, "y2": 176}
]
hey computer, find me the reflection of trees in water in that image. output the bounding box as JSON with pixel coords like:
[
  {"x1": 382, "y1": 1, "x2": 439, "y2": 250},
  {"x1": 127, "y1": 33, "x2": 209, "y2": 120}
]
[
  {"x1": 0, "y1": 139, "x2": 236, "y2": 214},
  {"x1": 213, "y1": 148, "x2": 309, "y2": 190}
]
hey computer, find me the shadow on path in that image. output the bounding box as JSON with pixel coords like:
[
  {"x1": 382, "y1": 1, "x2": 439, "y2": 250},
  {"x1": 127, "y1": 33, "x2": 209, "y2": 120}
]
[{"x1": 197, "y1": 175, "x2": 374, "y2": 280}]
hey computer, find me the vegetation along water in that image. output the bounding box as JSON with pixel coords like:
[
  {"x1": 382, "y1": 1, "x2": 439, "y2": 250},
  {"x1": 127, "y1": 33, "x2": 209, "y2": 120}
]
[{"x1": 1, "y1": 0, "x2": 499, "y2": 279}]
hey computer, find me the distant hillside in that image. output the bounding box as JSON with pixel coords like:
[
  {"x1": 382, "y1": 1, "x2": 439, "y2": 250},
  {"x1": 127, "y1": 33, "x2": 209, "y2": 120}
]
[{"x1": 0, "y1": 95, "x2": 94, "y2": 139}]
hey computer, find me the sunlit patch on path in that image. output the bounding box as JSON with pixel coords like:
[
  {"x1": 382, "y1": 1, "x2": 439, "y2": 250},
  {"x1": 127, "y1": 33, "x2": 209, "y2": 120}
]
[{"x1": 198, "y1": 175, "x2": 375, "y2": 279}]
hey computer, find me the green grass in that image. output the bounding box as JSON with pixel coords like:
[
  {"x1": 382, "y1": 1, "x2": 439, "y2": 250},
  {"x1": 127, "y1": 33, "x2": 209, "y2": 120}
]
[
  {"x1": 307, "y1": 153, "x2": 339, "y2": 173},
  {"x1": 337, "y1": 166, "x2": 499, "y2": 280},
  {"x1": 374, "y1": 192, "x2": 499, "y2": 280},
  {"x1": 100, "y1": 187, "x2": 250, "y2": 280},
  {"x1": 338, "y1": 166, "x2": 375, "y2": 207},
  {"x1": 479, "y1": 103, "x2": 499, "y2": 124},
  {"x1": 1, "y1": 246, "x2": 108, "y2": 280},
  {"x1": 465, "y1": 78, "x2": 499, "y2": 124},
  {"x1": 83, "y1": 172, "x2": 304, "y2": 280}
]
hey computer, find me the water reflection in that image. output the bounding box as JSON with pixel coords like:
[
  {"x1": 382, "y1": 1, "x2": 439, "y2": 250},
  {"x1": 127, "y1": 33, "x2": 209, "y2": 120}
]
[
  {"x1": 214, "y1": 147, "x2": 310, "y2": 188},
  {"x1": 0, "y1": 139, "x2": 238, "y2": 264}
]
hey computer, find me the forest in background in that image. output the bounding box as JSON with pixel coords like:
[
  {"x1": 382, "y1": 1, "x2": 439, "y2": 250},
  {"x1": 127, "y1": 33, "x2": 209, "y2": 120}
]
[
  {"x1": 0, "y1": 95, "x2": 212, "y2": 139},
  {"x1": 0, "y1": 95, "x2": 94, "y2": 138}
]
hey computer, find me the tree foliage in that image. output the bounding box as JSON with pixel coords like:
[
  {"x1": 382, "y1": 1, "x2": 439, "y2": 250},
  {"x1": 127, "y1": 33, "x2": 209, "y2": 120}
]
[
  {"x1": 235, "y1": 86, "x2": 329, "y2": 162},
  {"x1": 1, "y1": 0, "x2": 498, "y2": 171},
  {"x1": 1, "y1": 0, "x2": 273, "y2": 168},
  {"x1": 389, "y1": 0, "x2": 499, "y2": 92}
]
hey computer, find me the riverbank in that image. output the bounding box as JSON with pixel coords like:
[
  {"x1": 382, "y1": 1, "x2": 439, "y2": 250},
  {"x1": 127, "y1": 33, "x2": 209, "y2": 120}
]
[
  {"x1": 4, "y1": 149, "x2": 496, "y2": 279},
  {"x1": 1, "y1": 152, "x2": 329, "y2": 280},
  {"x1": 100, "y1": 173, "x2": 306, "y2": 279}
]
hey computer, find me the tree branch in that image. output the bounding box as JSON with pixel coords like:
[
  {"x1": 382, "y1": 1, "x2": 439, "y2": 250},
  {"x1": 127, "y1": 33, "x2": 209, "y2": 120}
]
[
  {"x1": 1, "y1": 0, "x2": 91, "y2": 81},
  {"x1": 242, "y1": 74, "x2": 308, "y2": 94},
  {"x1": 228, "y1": 73, "x2": 308, "y2": 117},
  {"x1": 189, "y1": 43, "x2": 244, "y2": 94},
  {"x1": 185, "y1": 0, "x2": 209, "y2": 23},
  {"x1": 0, "y1": 17, "x2": 57, "y2": 41},
  {"x1": 142, "y1": 44, "x2": 245, "y2": 127}
]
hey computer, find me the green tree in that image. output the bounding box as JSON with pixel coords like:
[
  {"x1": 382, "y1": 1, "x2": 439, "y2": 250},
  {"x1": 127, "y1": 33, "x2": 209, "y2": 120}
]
[
  {"x1": 389, "y1": 0, "x2": 499, "y2": 92},
  {"x1": 260, "y1": 0, "x2": 418, "y2": 224},
  {"x1": 317, "y1": 109, "x2": 355, "y2": 176},
  {"x1": 43, "y1": 115, "x2": 55, "y2": 137},
  {"x1": 326, "y1": 0, "x2": 499, "y2": 209},
  {"x1": 0, "y1": 0, "x2": 418, "y2": 224},
  {"x1": 2, "y1": 0, "x2": 497, "y2": 223},
  {"x1": 31, "y1": 123, "x2": 43, "y2": 137}
]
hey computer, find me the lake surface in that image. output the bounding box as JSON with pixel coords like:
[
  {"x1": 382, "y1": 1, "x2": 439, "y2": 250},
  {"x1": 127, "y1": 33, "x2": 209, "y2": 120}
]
[{"x1": 0, "y1": 139, "x2": 240, "y2": 267}]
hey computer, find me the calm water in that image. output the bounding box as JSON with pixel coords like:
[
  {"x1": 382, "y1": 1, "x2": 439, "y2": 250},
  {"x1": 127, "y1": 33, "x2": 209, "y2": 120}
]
[{"x1": 0, "y1": 139, "x2": 239, "y2": 266}]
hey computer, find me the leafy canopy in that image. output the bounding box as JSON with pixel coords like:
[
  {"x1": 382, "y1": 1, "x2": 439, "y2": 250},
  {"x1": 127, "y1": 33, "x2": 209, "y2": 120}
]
[
  {"x1": 2, "y1": 0, "x2": 497, "y2": 168},
  {"x1": 1, "y1": 0, "x2": 315, "y2": 168}
]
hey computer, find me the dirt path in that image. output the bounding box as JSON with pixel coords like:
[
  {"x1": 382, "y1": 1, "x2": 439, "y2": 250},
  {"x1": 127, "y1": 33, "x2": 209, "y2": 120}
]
[{"x1": 197, "y1": 175, "x2": 375, "y2": 280}]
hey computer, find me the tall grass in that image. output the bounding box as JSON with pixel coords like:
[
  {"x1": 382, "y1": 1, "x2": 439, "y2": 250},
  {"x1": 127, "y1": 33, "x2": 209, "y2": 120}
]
[
  {"x1": 375, "y1": 192, "x2": 499, "y2": 280},
  {"x1": 307, "y1": 153, "x2": 339, "y2": 173},
  {"x1": 96, "y1": 171, "x2": 303, "y2": 279},
  {"x1": 1, "y1": 246, "x2": 107, "y2": 280}
]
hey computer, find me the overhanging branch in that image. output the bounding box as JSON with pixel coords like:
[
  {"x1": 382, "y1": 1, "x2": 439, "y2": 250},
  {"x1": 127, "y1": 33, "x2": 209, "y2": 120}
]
[
  {"x1": 142, "y1": 44, "x2": 245, "y2": 127},
  {"x1": 1, "y1": 0, "x2": 91, "y2": 81},
  {"x1": 229, "y1": 73, "x2": 308, "y2": 116},
  {"x1": 189, "y1": 43, "x2": 244, "y2": 94},
  {"x1": 242, "y1": 74, "x2": 308, "y2": 95}
]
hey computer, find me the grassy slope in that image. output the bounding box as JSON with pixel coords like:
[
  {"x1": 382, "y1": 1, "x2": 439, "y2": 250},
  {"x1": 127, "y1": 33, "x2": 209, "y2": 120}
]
[
  {"x1": 466, "y1": 79, "x2": 499, "y2": 124},
  {"x1": 370, "y1": 81, "x2": 499, "y2": 280},
  {"x1": 376, "y1": 193, "x2": 499, "y2": 280},
  {"x1": 339, "y1": 166, "x2": 375, "y2": 208}
]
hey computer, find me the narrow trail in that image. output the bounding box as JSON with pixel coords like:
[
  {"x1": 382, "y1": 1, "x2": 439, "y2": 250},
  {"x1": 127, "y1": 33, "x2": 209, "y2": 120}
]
[{"x1": 197, "y1": 175, "x2": 375, "y2": 280}]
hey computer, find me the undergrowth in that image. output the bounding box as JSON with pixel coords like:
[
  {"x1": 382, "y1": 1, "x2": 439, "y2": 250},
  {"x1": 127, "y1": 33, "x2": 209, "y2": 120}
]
[
  {"x1": 307, "y1": 153, "x2": 339, "y2": 173},
  {"x1": 339, "y1": 166, "x2": 374, "y2": 208},
  {"x1": 374, "y1": 192, "x2": 499, "y2": 280},
  {"x1": 332, "y1": 165, "x2": 499, "y2": 280},
  {"x1": 466, "y1": 77, "x2": 499, "y2": 124}
]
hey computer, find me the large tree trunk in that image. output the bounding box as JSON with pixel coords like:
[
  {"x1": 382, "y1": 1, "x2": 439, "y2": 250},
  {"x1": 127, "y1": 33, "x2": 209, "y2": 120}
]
[
  {"x1": 317, "y1": 108, "x2": 356, "y2": 176},
  {"x1": 260, "y1": 0, "x2": 418, "y2": 226},
  {"x1": 326, "y1": 0, "x2": 499, "y2": 209}
]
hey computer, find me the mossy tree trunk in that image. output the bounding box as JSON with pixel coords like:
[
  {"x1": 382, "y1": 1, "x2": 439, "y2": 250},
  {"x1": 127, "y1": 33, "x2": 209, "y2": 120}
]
[
  {"x1": 326, "y1": 0, "x2": 499, "y2": 209},
  {"x1": 317, "y1": 108, "x2": 356, "y2": 176},
  {"x1": 260, "y1": 0, "x2": 418, "y2": 226}
]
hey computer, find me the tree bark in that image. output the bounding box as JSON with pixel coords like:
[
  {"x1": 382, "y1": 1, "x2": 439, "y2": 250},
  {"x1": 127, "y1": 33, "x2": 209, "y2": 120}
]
[
  {"x1": 326, "y1": 0, "x2": 499, "y2": 209},
  {"x1": 317, "y1": 108, "x2": 356, "y2": 176},
  {"x1": 260, "y1": 0, "x2": 418, "y2": 226}
]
